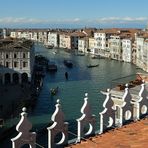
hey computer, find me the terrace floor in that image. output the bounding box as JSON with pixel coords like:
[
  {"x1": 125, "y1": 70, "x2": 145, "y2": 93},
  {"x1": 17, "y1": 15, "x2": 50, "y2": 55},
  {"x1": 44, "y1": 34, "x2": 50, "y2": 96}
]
[{"x1": 67, "y1": 117, "x2": 148, "y2": 148}]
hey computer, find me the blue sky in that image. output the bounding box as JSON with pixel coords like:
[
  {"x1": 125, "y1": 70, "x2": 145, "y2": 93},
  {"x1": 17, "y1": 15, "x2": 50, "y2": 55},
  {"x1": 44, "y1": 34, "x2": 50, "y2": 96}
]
[{"x1": 0, "y1": 0, "x2": 148, "y2": 28}]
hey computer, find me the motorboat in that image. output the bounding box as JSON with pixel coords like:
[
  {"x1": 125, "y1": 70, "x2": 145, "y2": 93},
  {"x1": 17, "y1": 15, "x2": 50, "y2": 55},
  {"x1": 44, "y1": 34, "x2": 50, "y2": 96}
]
[
  {"x1": 64, "y1": 60, "x2": 73, "y2": 68},
  {"x1": 47, "y1": 61, "x2": 57, "y2": 72},
  {"x1": 91, "y1": 55, "x2": 105, "y2": 59}
]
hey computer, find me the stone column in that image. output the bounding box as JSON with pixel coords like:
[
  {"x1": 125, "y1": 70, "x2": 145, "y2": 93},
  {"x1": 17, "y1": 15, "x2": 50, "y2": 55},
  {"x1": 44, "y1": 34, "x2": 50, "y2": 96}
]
[
  {"x1": 2, "y1": 74, "x2": 5, "y2": 84},
  {"x1": 19, "y1": 74, "x2": 22, "y2": 84},
  {"x1": 10, "y1": 73, "x2": 13, "y2": 84}
]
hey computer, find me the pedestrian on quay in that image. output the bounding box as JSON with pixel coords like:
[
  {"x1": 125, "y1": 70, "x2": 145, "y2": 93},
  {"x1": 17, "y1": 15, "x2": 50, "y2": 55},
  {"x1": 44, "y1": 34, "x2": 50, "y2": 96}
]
[{"x1": 65, "y1": 72, "x2": 68, "y2": 80}]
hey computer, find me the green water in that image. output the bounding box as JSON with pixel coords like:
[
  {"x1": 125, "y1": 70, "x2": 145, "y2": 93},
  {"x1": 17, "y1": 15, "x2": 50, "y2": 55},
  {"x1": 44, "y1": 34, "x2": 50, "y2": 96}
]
[{"x1": 31, "y1": 43, "x2": 144, "y2": 127}]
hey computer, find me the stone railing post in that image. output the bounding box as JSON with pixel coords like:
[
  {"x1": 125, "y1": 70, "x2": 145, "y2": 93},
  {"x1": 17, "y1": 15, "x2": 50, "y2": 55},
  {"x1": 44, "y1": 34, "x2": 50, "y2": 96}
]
[
  {"x1": 99, "y1": 89, "x2": 116, "y2": 134},
  {"x1": 132, "y1": 80, "x2": 148, "y2": 120},
  {"x1": 11, "y1": 107, "x2": 36, "y2": 148},
  {"x1": 76, "y1": 93, "x2": 95, "y2": 143},
  {"x1": 47, "y1": 99, "x2": 68, "y2": 148},
  {"x1": 120, "y1": 84, "x2": 133, "y2": 126}
]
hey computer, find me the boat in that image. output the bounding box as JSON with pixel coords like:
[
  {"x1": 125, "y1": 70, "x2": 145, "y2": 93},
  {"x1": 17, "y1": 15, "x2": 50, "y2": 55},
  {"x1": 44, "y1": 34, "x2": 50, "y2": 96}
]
[
  {"x1": 91, "y1": 55, "x2": 100, "y2": 59},
  {"x1": 64, "y1": 60, "x2": 73, "y2": 68},
  {"x1": 87, "y1": 64, "x2": 99, "y2": 68},
  {"x1": 47, "y1": 61, "x2": 57, "y2": 72},
  {"x1": 45, "y1": 45, "x2": 54, "y2": 49},
  {"x1": 76, "y1": 52, "x2": 85, "y2": 56},
  {"x1": 91, "y1": 55, "x2": 105, "y2": 59},
  {"x1": 50, "y1": 87, "x2": 58, "y2": 96},
  {"x1": 52, "y1": 51, "x2": 57, "y2": 54}
]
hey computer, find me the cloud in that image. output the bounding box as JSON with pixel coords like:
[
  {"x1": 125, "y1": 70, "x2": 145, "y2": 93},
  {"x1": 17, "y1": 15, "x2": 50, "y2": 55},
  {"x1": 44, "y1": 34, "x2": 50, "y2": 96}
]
[
  {"x1": 96, "y1": 17, "x2": 148, "y2": 23},
  {"x1": 0, "y1": 17, "x2": 49, "y2": 24},
  {"x1": 0, "y1": 17, "x2": 147, "y2": 27},
  {"x1": 0, "y1": 17, "x2": 81, "y2": 24}
]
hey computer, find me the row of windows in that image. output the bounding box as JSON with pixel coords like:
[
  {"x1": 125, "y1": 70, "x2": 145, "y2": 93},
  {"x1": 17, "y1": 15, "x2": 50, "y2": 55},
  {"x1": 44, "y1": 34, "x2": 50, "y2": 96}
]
[
  {"x1": 96, "y1": 37, "x2": 105, "y2": 41},
  {"x1": 122, "y1": 45, "x2": 131, "y2": 48},
  {"x1": 0, "y1": 53, "x2": 28, "y2": 59},
  {"x1": 3, "y1": 62, "x2": 28, "y2": 68}
]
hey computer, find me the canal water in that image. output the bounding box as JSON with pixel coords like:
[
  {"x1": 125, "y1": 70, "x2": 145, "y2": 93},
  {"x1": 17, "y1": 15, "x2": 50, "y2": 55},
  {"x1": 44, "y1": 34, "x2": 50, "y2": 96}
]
[{"x1": 0, "y1": 43, "x2": 144, "y2": 147}]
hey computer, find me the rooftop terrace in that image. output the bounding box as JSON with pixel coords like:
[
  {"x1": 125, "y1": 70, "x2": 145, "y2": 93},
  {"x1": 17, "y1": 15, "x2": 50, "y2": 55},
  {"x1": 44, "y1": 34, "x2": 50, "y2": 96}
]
[{"x1": 67, "y1": 117, "x2": 148, "y2": 148}]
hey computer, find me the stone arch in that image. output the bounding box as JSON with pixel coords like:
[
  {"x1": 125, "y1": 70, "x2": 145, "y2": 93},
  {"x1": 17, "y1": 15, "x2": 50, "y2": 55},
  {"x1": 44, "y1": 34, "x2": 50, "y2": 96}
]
[
  {"x1": 5, "y1": 73, "x2": 11, "y2": 84},
  {"x1": 13, "y1": 73, "x2": 19, "y2": 84},
  {"x1": 21, "y1": 73, "x2": 28, "y2": 83}
]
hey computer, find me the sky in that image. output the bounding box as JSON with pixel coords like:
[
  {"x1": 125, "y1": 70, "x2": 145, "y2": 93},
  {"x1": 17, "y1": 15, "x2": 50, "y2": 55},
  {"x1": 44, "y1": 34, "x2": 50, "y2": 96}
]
[{"x1": 0, "y1": 0, "x2": 148, "y2": 28}]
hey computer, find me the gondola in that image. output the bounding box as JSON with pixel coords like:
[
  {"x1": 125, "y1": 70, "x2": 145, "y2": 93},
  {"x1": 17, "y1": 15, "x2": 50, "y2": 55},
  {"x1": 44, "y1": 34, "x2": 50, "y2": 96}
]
[
  {"x1": 50, "y1": 87, "x2": 58, "y2": 96},
  {"x1": 87, "y1": 64, "x2": 99, "y2": 68}
]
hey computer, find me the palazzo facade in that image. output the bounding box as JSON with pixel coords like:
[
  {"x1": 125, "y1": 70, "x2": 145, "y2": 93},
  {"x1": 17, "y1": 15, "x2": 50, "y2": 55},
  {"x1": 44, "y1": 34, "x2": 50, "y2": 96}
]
[{"x1": 0, "y1": 39, "x2": 35, "y2": 84}]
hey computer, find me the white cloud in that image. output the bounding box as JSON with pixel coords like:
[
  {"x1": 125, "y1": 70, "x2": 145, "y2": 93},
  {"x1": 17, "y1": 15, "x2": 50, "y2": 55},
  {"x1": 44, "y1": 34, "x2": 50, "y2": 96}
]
[
  {"x1": 96, "y1": 17, "x2": 148, "y2": 23},
  {"x1": 0, "y1": 17, "x2": 48, "y2": 24},
  {"x1": 0, "y1": 17, "x2": 81, "y2": 24},
  {"x1": 0, "y1": 17, "x2": 147, "y2": 27}
]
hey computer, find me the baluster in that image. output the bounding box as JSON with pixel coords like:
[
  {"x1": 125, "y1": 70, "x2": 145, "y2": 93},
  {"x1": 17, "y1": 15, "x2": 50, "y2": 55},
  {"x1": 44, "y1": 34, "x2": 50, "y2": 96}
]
[
  {"x1": 76, "y1": 93, "x2": 95, "y2": 143},
  {"x1": 99, "y1": 89, "x2": 116, "y2": 134},
  {"x1": 47, "y1": 99, "x2": 68, "y2": 148},
  {"x1": 11, "y1": 107, "x2": 36, "y2": 148}
]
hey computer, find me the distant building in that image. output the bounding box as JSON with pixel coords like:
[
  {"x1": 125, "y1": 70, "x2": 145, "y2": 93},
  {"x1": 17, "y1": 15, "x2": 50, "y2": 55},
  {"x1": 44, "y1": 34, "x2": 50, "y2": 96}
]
[
  {"x1": 2, "y1": 28, "x2": 8, "y2": 39},
  {"x1": 94, "y1": 29, "x2": 117, "y2": 57},
  {"x1": 122, "y1": 39, "x2": 132, "y2": 62},
  {"x1": 59, "y1": 33, "x2": 71, "y2": 49},
  {"x1": 47, "y1": 32, "x2": 59, "y2": 47},
  {"x1": 78, "y1": 37, "x2": 88, "y2": 53},
  {"x1": 88, "y1": 37, "x2": 96, "y2": 54},
  {"x1": 136, "y1": 32, "x2": 148, "y2": 72},
  {"x1": 109, "y1": 35, "x2": 122, "y2": 61},
  {"x1": 0, "y1": 29, "x2": 3, "y2": 39},
  {"x1": 10, "y1": 31, "x2": 17, "y2": 38},
  {"x1": 143, "y1": 40, "x2": 148, "y2": 72},
  {"x1": 70, "y1": 32, "x2": 86, "y2": 49},
  {"x1": 0, "y1": 39, "x2": 35, "y2": 84}
]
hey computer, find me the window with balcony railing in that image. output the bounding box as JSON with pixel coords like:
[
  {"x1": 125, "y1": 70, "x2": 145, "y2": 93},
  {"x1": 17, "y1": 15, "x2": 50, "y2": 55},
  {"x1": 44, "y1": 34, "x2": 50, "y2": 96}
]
[{"x1": 23, "y1": 62, "x2": 28, "y2": 68}]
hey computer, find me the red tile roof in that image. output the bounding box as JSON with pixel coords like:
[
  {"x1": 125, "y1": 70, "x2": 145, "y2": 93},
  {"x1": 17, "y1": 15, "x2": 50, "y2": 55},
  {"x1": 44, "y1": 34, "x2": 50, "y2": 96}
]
[{"x1": 67, "y1": 117, "x2": 148, "y2": 148}]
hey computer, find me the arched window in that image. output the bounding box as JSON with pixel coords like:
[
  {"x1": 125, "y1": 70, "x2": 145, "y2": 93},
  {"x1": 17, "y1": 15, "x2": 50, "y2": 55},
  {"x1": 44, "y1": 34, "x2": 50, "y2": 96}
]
[
  {"x1": 21, "y1": 73, "x2": 28, "y2": 83},
  {"x1": 13, "y1": 73, "x2": 19, "y2": 84},
  {"x1": 23, "y1": 62, "x2": 28, "y2": 68},
  {"x1": 14, "y1": 61, "x2": 18, "y2": 68},
  {"x1": 23, "y1": 53, "x2": 26, "y2": 58},
  {"x1": 6, "y1": 54, "x2": 9, "y2": 59},
  {"x1": 14, "y1": 53, "x2": 17, "y2": 58},
  {"x1": 5, "y1": 73, "x2": 11, "y2": 84},
  {"x1": 6, "y1": 62, "x2": 9, "y2": 67}
]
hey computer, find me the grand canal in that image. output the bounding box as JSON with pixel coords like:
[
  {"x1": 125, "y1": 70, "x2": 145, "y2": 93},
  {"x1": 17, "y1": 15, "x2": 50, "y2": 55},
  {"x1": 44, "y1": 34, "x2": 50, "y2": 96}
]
[{"x1": 0, "y1": 43, "x2": 144, "y2": 147}]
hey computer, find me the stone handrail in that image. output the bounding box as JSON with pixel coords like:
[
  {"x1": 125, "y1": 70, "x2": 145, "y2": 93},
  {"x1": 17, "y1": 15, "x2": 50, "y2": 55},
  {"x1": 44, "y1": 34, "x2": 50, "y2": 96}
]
[{"x1": 11, "y1": 81, "x2": 148, "y2": 147}]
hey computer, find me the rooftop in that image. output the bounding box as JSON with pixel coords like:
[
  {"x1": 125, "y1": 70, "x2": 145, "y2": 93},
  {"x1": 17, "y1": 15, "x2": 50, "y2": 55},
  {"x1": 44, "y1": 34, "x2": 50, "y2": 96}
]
[
  {"x1": 0, "y1": 38, "x2": 33, "y2": 51},
  {"x1": 67, "y1": 117, "x2": 148, "y2": 148}
]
